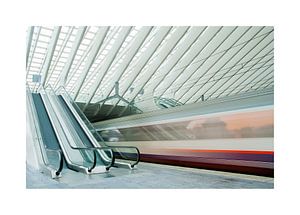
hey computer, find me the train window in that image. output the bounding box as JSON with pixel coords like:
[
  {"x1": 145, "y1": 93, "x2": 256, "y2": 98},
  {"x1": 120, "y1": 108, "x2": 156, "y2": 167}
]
[{"x1": 102, "y1": 109, "x2": 273, "y2": 142}]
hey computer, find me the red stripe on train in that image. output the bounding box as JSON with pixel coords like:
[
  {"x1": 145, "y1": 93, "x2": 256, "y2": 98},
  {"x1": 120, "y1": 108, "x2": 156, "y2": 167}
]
[{"x1": 168, "y1": 149, "x2": 274, "y2": 155}]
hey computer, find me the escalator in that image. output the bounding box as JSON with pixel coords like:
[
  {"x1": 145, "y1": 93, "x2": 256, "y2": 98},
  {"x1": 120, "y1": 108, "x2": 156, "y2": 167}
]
[
  {"x1": 28, "y1": 92, "x2": 63, "y2": 178},
  {"x1": 55, "y1": 86, "x2": 140, "y2": 169},
  {"x1": 40, "y1": 88, "x2": 114, "y2": 174},
  {"x1": 28, "y1": 85, "x2": 114, "y2": 175},
  {"x1": 57, "y1": 95, "x2": 109, "y2": 167},
  {"x1": 27, "y1": 84, "x2": 140, "y2": 179},
  {"x1": 32, "y1": 93, "x2": 61, "y2": 151}
]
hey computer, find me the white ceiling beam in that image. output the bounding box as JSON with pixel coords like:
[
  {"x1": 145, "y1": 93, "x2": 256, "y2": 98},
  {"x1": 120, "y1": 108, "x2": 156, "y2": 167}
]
[
  {"x1": 215, "y1": 48, "x2": 274, "y2": 99},
  {"x1": 58, "y1": 26, "x2": 87, "y2": 88},
  {"x1": 67, "y1": 27, "x2": 121, "y2": 93},
  {"x1": 153, "y1": 27, "x2": 222, "y2": 99},
  {"x1": 73, "y1": 27, "x2": 110, "y2": 100},
  {"x1": 172, "y1": 26, "x2": 242, "y2": 102},
  {"x1": 26, "y1": 27, "x2": 42, "y2": 75},
  {"x1": 229, "y1": 52, "x2": 274, "y2": 94},
  {"x1": 119, "y1": 27, "x2": 172, "y2": 96},
  {"x1": 257, "y1": 77, "x2": 274, "y2": 90},
  {"x1": 26, "y1": 26, "x2": 34, "y2": 68},
  {"x1": 40, "y1": 26, "x2": 61, "y2": 87},
  {"x1": 118, "y1": 27, "x2": 192, "y2": 116},
  {"x1": 83, "y1": 26, "x2": 132, "y2": 106},
  {"x1": 219, "y1": 53, "x2": 274, "y2": 94},
  {"x1": 192, "y1": 29, "x2": 273, "y2": 103},
  {"x1": 174, "y1": 27, "x2": 258, "y2": 103},
  {"x1": 104, "y1": 26, "x2": 172, "y2": 116},
  {"x1": 171, "y1": 27, "x2": 251, "y2": 101},
  {"x1": 242, "y1": 74, "x2": 273, "y2": 93},
  {"x1": 230, "y1": 59, "x2": 273, "y2": 96},
  {"x1": 125, "y1": 26, "x2": 190, "y2": 103},
  {"x1": 144, "y1": 26, "x2": 206, "y2": 95},
  {"x1": 46, "y1": 27, "x2": 75, "y2": 87},
  {"x1": 98, "y1": 26, "x2": 153, "y2": 101}
]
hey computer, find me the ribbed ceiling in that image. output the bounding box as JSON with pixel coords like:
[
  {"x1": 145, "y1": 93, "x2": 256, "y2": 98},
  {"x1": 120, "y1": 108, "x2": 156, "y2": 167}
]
[{"x1": 26, "y1": 26, "x2": 274, "y2": 113}]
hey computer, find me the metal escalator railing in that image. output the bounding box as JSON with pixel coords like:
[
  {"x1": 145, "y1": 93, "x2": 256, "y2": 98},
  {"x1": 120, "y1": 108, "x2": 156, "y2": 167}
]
[
  {"x1": 44, "y1": 148, "x2": 64, "y2": 175},
  {"x1": 60, "y1": 142, "x2": 140, "y2": 169},
  {"x1": 154, "y1": 96, "x2": 183, "y2": 109},
  {"x1": 26, "y1": 84, "x2": 63, "y2": 178},
  {"x1": 56, "y1": 86, "x2": 107, "y2": 144},
  {"x1": 43, "y1": 85, "x2": 116, "y2": 172},
  {"x1": 55, "y1": 86, "x2": 140, "y2": 168},
  {"x1": 58, "y1": 144, "x2": 115, "y2": 172}
]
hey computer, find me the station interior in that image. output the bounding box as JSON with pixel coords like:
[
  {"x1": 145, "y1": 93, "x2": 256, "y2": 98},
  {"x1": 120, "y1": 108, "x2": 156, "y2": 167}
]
[{"x1": 26, "y1": 26, "x2": 274, "y2": 189}]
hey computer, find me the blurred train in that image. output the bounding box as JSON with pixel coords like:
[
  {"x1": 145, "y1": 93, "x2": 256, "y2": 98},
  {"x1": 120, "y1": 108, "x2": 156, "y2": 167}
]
[{"x1": 95, "y1": 89, "x2": 274, "y2": 177}]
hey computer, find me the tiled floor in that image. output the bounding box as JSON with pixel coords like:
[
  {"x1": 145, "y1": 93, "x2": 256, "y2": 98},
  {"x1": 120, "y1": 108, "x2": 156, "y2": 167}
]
[{"x1": 26, "y1": 162, "x2": 274, "y2": 189}]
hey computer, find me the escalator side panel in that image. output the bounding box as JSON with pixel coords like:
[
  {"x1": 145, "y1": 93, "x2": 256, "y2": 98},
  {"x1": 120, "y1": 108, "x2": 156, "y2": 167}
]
[
  {"x1": 58, "y1": 96, "x2": 93, "y2": 148},
  {"x1": 31, "y1": 93, "x2": 60, "y2": 150},
  {"x1": 57, "y1": 95, "x2": 108, "y2": 166}
]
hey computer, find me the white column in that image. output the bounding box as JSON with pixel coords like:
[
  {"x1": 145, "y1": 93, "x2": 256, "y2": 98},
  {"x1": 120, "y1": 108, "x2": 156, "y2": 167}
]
[
  {"x1": 83, "y1": 27, "x2": 132, "y2": 106},
  {"x1": 58, "y1": 26, "x2": 87, "y2": 88},
  {"x1": 41, "y1": 26, "x2": 61, "y2": 87},
  {"x1": 73, "y1": 27, "x2": 110, "y2": 100}
]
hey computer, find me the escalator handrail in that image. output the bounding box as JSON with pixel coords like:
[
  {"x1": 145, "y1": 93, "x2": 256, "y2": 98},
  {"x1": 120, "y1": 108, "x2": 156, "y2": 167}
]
[
  {"x1": 43, "y1": 85, "x2": 115, "y2": 172},
  {"x1": 55, "y1": 85, "x2": 107, "y2": 144},
  {"x1": 26, "y1": 84, "x2": 63, "y2": 176},
  {"x1": 45, "y1": 148, "x2": 64, "y2": 176},
  {"x1": 62, "y1": 145, "x2": 141, "y2": 169},
  {"x1": 55, "y1": 85, "x2": 141, "y2": 167},
  {"x1": 70, "y1": 145, "x2": 140, "y2": 168}
]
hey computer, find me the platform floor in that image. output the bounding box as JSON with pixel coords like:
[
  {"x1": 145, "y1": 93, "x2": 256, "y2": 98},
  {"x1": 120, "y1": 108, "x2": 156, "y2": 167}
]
[{"x1": 26, "y1": 162, "x2": 274, "y2": 189}]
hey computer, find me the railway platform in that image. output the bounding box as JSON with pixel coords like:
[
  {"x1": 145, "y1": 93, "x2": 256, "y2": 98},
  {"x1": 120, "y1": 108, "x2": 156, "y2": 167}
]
[{"x1": 27, "y1": 162, "x2": 273, "y2": 189}]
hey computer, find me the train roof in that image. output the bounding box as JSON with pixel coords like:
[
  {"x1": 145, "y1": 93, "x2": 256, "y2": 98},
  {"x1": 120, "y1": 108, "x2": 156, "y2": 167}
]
[{"x1": 94, "y1": 88, "x2": 273, "y2": 131}]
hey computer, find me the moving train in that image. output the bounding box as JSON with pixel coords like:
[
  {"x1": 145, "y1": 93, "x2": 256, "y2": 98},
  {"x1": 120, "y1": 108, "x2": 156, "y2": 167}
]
[{"x1": 95, "y1": 89, "x2": 274, "y2": 177}]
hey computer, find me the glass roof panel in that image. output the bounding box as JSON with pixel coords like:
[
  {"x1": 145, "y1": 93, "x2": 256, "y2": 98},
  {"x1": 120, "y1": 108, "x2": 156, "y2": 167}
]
[{"x1": 26, "y1": 26, "x2": 274, "y2": 114}]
